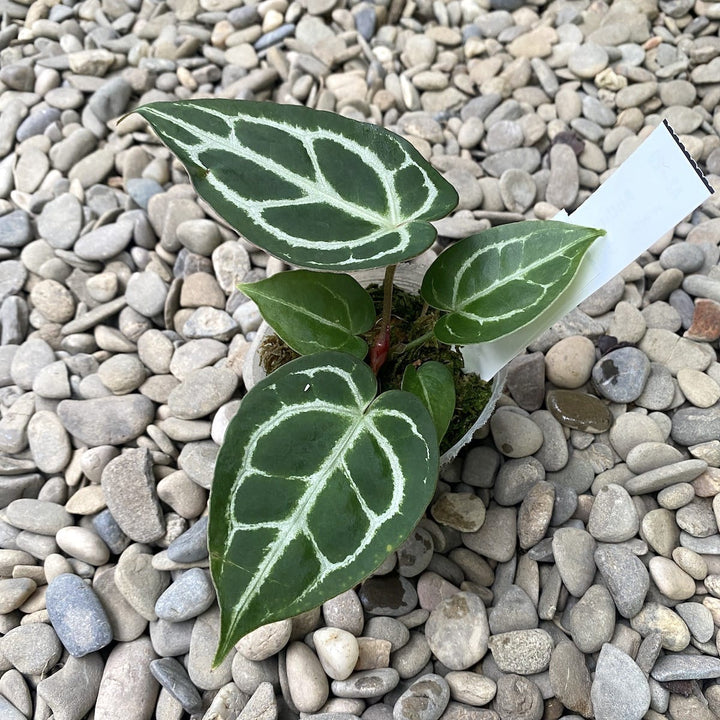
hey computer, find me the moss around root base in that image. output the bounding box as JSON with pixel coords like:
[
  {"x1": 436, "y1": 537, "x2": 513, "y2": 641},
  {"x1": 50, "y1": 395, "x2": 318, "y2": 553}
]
[{"x1": 259, "y1": 284, "x2": 492, "y2": 455}]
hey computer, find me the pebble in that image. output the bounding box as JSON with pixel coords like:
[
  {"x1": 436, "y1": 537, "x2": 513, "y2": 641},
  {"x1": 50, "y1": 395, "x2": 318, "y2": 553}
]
[
  {"x1": 594, "y1": 544, "x2": 649, "y2": 618},
  {"x1": 424, "y1": 592, "x2": 489, "y2": 670},
  {"x1": 630, "y1": 602, "x2": 691, "y2": 651},
  {"x1": 587, "y1": 483, "x2": 640, "y2": 542},
  {"x1": 651, "y1": 654, "x2": 720, "y2": 681},
  {"x1": 566, "y1": 584, "x2": 615, "y2": 653},
  {"x1": 487, "y1": 628, "x2": 553, "y2": 675},
  {"x1": 36, "y1": 653, "x2": 104, "y2": 720},
  {"x1": 149, "y1": 657, "x2": 203, "y2": 714},
  {"x1": 94, "y1": 638, "x2": 159, "y2": 720},
  {"x1": 592, "y1": 347, "x2": 650, "y2": 402},
  {"x1": 285, "y1": 641, "x2": 328, "y2": 712},
  {"x1": 544, "y1": 335, "x2": 595, "y2": 388},
  {"x1": 489, "y1": 409, "x2": 544, "y2": 458},
  {"x1": 394, "y1": 674, "x2": 449, "y2": 720},
  {"x1": 46, "y1": 573, "x2": 113, "y2": 656},
  {"x1": 545, "y1": 389, "x2": 612, "y2": 432},
  {"x1": 0, "y1": 622, "x2": 62, "y2": 675},
  {"x1": 154, "y1": 568, "x2": 215, "y2": 622},
  {"x1": 549, "y1": 641, "x2": 593, "y2": 718},
  {"x1": 313, "y1": 627, "x2": 359, "y2": 681},
  {"x1": 551, "y1": 527, "x2": 596, "y2": 597},
  {"x1": 591, "y1": 643, "x2": 650, "y2": 720},
  {"x1": 331, "y1": 669, "x2": 400, "y2": 699},
  {"x1": 494, "y1": 674, "x2": 543, "y2": 720}
]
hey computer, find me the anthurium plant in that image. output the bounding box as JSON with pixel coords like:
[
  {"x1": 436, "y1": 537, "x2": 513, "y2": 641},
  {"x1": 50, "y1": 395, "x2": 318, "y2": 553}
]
[{"x1": 133, "y1": 99, "x2": 605, "y2": 663}]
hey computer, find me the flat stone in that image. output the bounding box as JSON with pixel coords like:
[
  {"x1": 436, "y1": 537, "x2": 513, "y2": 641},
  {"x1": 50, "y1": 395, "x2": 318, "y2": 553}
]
[
  {"x1": 150, "y1": 657, "x2": 203, "y2": 714},
  {"x1": 548, "y1": 641, "x2": 593, "y2": 718},
  {"x1": 331, "y1": 669, "x2": 400, "y2": 699},
  {"x1": 58, "y1": 395, "x2": 154, "y2": 447},
  {"x1": 46, "y1": 573, "x2": 113, "y2": 657},
  {"x1": 494, "y1": 674, "x2": 543, "y2": 720},
  {"x1": 37, "y1": 653, "x2": 104, "y2": 720},
  {"x1": 101, "y1": 448, "x2": 165, "y2": 543},
  {"x1": 594, "y1": 544, "x2": 649, "y2": 618},
  {"x1": 461, "y1": 504, "x2": 516, "y2": 562},
  {"x1": 74, "y1": 222, "x2": 134, "y2": 261},
  {"x1": 630, "y1": 602, "x2": 690, "y2": 651},
  {"x1": 651, "y1": 654, "x2": 720, "y2": 681},
  {"x1": 394, "y1": 673, "x2": 450, "y2": 720},
  {"x1": 566, "y1": 584, "x2": 615, "y2": 653},
  {"x1": 546, "y1": 389, "x2": 612, "y2": 433},
  {"x1": 154, "y1": 568, "x2": 215, "y2": 622},
  {"x1": 167, "y1": 366, "x2": 238, "y2": 419},
  {"x1": 591, "y1": 643, "x2": 650, "y2": 720},
  {"x1": 552, "y1": 527, "x2": 596, "y2": 597},
  {"x1": 0, "y1": 622, "x2": 62, "y2": 675},
  {"x1": 94, "y1": 637, "x2": 160, "y2": 720}
]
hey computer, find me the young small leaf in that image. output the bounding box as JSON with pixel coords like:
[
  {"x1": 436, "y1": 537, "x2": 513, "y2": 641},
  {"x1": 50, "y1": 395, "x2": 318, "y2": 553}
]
[
  {"x1": 401, "y1": 361, "x2": 455, "y2": 442},
  {"x1": 239, "y1": 270, "x2": 376, "y2": 359},
  {"x1": 421, "y1": 220, "x2": 605, "y2": 344},
  {"x1": 209, "y1": 351, "x2": 438, "y2": 663},
  {"x1": 133, "y1": 99, "x2": 458, "y2": 271}
]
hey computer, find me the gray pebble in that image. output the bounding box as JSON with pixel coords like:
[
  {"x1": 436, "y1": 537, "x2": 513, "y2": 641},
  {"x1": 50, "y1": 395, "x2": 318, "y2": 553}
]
[
  {"x1": 36, "y1": 653, "x2": 104, "y2": 720},
  {"x1": 651, "y1": 653, "x2": 720, "y2": 681},
  {"x1": 592, "y1": 347, "x2": 650, "y2": 402},
  {"x1": 494, "y1": 674, "x2": 543, "y2": 720},
  {"x1": 548, "y1": 641, "x2": 593, "y2": 718},
  {"x1": 487, "y1": 629, "x2": 553, "y2": 675},
  {"x1": 591, "y1": 643, "x2": 650, "y2": 720},
  {"x1": 393, "y1": 673, "x2": 449, "y2": 720},
  {"x1": 188, "y1": 606, "x2": 234, "y2": 690},
  {"x1": 149, "y1": 617, "x2": 195, "y2": 657},
  {"x1": 150, "y1": 657, "x2": 203, "y2": 714},
  {"x1": 0, "y1": 622, "x2": 62, "y2": 675},
  {"x1": 154, "y1": 568, "x2": 215, "y2": 622},
  {"x1": 0, "y1": 210, "x2": 31, "y2": 249},
  {"x1": 588, "y1": 484, "x2": 640, "y2": 542},
  {"x1": 594, "y1": 544, "x2": 649, "y2": 618},
  {"x1": 551, "y1": 527, "x2": 596, "y2": 597},
  {"x1": 46, "y1": 573, "x2": 113, "y2": 657},
  {"x1": 331, "y1": 668, "x2": 400, "y2": 698},
  {"x1": 101, "y1": 448, "x2": 165, "y2": 543},
  {"x1": 166, "y1": 516, "x2": 208, "y2": 563}
]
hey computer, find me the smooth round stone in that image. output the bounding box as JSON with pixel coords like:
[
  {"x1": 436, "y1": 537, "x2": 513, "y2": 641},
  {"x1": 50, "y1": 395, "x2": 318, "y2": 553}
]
[
  {"x1": 545, "y1": 336, "x2": 595, "y2": 389},
  {"x1": 608, "y1": 301, "x2": 646, "y2": 343},
  {"x1": 188, "y1": 607, "x2": 234, "y2": 691},
  {"x1": 166, "y1": 516, "x2": 208, "y2": 563},
  {"x1": 490, "y1": 410, "x2": 543, "y2": 458},
  {"x1": 517, "y1": 479, "x2": 554, "y2": 550},
  {"x1": 396, "y1": 527, "x2": 434, "y2": 578},
  {"x1": 566, "y1": 584, "x2": 615, "y2": 653},
  {"x1": 531, "y1": 410, "x2": 568, "y2": 472},
  {"x1": 46, "y1": 573, "x2": 113, "y2": 657},
  {"x1": 488, "y1": 585, "x2": 538, "y2": 635},
  {"x1": 10, "y1": 337, "x2": 54, "y2": 390},
  {"x1": 498, "y1": 168, "x2": 536, "y2": 213},
  {"x1": 546, "y1": 142, "x2": 579, "y2": 210},
  {"x1": 234, "y1": 618, "x2": 291, "y2": 663},
  {"x1": 29, "y1": 278, "x2": 75, "y2": 322},
  {"x1": 630, "y1": 603, "x2": 690, "y2": 651},
  {"x1": 5, "y1": 499, "x2": 72, "y2": 535},
  {"x1": 331, "y1": 668, "x2": 399, "y2": 699},
  {"x1": 552, "y1": 528, "x2": 596, "y2": 597},
  {"x1": 424, "y1": 592, "x2": 489, "y2": 670},
  {"x1": 95, "y1": 638, "x2": 159, "y2": 720},
  {"x1": 587, "y1": 484, "x2": 639, "y2": 542},
  {"x1": 675, "y1": 602, "x2": 714, "y2": 643},
  {"x1": 609, "y1": 412, "x2": 665, "y2": 460},
  {"x1": 56, "y1": 526, "x2": 110, "y2": 566},
  {"x1": 285, "y1": 641, "x2": 328, "y2": 713},
  {"x1": 167, "y1": 366, "x2": 238, "y2": 420},
  {"x1": 660, "y1": 242, "x2": 705, "y2": 273},
  {"x1": 149, "y1": 618, "x2": 194, "y2": 658},
  {"x1": 430, "y1": 492, "x2": 485, "y2": 533},
  {"x1": 0, "y1": 578, "x2": 36, "y2": 613},
  {"x1": 494, "y1": 457, "x2": 544, "y2": 506},
  {"x1": 154, "y1": 568, "x2": 215, "y2": 622},
  {"x1": 364, "y1": 617, "x2": 410, "y2": 653},
  {"x1": 649, "y1": 557, "x2": 696, "y2": 601},
  {"x1": 125, "y1": 271, "x2": 168, "y2": 317},
  {"x1": 546, "y1": 389, "x2": 612, "y2": 433},
  {"x1": 642, "y1": 508, "x2": 680, "y2": 557},
  {"x1": 676, "y1": 497, "x2": 716, "y2": 537},
  {"x1": 594, "y1": 545, "x2": 649, "y2": 619},
  {"x1": 359, "y1": 575, "x2": 417, "y2": 617},
  {"x1": 487, "y1": 629, "x2": 553, "y2": 675},
  {"x1": 394, "y1": 673, "x2": 449, "y2": 720},
  {"x1": 677, "y1": 368, "x2": 720, "y2": 408},
  {"x1": 74, "y1": 223, "x2": 134, "y2": 261},
  {"x1": 92, "y1": 565, "x2": 147, "y2": 642},
  {"x1": 391, "y1": 630, "x2": 432, "y2": 678},
  {"x1": 150, "y1": 657, "x2": 203, "y2": 714},
  {"x1": 58, "y1": 395, "x2": 155, "y2": 447},
  {"x1": 579, "y1": 274, "x2": 624, "y2": 316},
  {"x1": 625, "y1": 459, "x2": 707, "y2": 495},
  {"x1": 33, "y1": 360, "x2": 71, "y2": 400},
  {"x1": 591, "y1": 643, "x2": 650, "y2": 720},
  {"x1": 97, "y1": 354, "x2": 147, "y2": 395},
  {"x1": 0, "y1": 623, "x2": 62, "y2": 675},
  {"x1": 494, "y1": 674, "x2": 543, "y2": 720},
  {"x1": 673, "y1": 547, "x2": 707, "y2": 580},
  {"x1": 444, "y1": 670, "x2": 496, "y2": 706},
  {"x1": 626, "y1": 441, "x2": 684, "y2": 473},
  {"x1": 592, "y1": 347, "x2": 650, "y2": 402},
  {"x1": 568, "y1": 43, "x2": 609, "y2": 78},
  {"x1": 416, "y1": 572, "x2": 458, "y2": 613},
  {"x1": 462, "y1": 504, "x2": 516, "y2": 562},
  {"x1": 313, "y1": 627, "x2": 359, "y2": 681}
]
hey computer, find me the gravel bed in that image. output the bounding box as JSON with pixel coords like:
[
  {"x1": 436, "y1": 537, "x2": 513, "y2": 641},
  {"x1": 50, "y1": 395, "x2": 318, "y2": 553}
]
[{"x1": 2, "y1": 0, "x2": 720, "y2": 718}]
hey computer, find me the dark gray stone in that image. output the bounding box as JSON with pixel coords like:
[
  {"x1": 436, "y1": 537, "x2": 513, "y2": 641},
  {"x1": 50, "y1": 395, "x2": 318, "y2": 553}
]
[
  {"x1": 166, "y1": 516, "x2": 208, "y2": 563},
  {"x1": 150, "y1": 657, "x2": 203, "y2": 714},
  {"x1": 592, "y1": 347, "x2": 651, "y2": 403}
]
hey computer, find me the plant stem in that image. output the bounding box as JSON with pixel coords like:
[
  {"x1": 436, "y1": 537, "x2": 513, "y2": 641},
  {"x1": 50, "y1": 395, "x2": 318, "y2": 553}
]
[
  {"x1": 382, "y1": 264, "x2": 396, "y2": 329},
  {"x1": 397, "y1": 328, "x2": 434, "y2": 355}
]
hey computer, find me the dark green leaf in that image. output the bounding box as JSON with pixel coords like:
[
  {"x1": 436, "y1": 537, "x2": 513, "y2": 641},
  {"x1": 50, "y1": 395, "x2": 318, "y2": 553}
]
[
  {"x1": 401, "y1": 361, "x2": 455, "y2": 442},
  {"x1": 421, "y1": 220, "x2": 605, "y2": 344},
  {"x1": 133, "y1": 99, "x2": 458, "y2": 271},
  {"x1": 209, "y1": 351, "x2": 438, "y2": 662},
  {"x1": 239, "y1": 271, "x2": 376, "y2": 358}
]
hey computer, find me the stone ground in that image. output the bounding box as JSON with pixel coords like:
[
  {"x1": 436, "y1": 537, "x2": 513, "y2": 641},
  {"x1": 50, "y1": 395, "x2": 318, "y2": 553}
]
[{"x1": 4, "y1": 0, "x2": 720, "y2": 718}]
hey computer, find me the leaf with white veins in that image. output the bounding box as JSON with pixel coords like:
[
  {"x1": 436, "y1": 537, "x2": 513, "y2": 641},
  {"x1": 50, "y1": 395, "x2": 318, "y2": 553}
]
[
  {"x1": 421, "y1": 220, "x2": 605, "y2": 344},
  {"x1": 209, "y1": 351, "x2": 438, "y2": 662},
  {"x1": 239, "y1": 271, "x2": 376, "y2": 359},
  {"x1": 133, "y1": 99, "x2": 458, "y2": 271}
]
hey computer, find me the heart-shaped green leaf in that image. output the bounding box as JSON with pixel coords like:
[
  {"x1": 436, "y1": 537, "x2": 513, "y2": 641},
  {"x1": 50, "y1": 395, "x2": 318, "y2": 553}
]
[
  {"x1": 421, "y1": 220, "x2": 604, "y2": 344},
  {"x1": 239, "y1": 271, "x2": 376, "y2": 359},
  {"x1": 401, "y1": 361, "x2": 455, "y2": 442},
  {"x1": 209, "y1": 351, "x2": 438, "y2": 662},
  {"x1": 133, "y1": 100, "x2": 458, "y2": 271}
]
